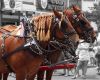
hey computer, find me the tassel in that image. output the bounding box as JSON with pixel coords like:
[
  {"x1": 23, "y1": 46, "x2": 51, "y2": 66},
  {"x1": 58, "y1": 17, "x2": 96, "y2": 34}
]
[
  {"x1": 39, "y1": 17, "x2": 43, "y2": 41},
  {"x1": 37, "y1": 29, "x2": 40, "y2": 40},
  {"x1": 45, "y1": 17, "x2": 51, "y2": 41},
  {"x1": 37, "y1": 17, "x2": 41, "y2": 40},
  {"x1": 42, "y1": 16, "x2": 46, "y2": 41}
]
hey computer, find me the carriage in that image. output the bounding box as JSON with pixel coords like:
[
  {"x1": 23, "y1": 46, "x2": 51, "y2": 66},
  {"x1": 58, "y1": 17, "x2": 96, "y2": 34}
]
[{"x1": 0, "y1": 5, "x2": 96, "y2": 80}]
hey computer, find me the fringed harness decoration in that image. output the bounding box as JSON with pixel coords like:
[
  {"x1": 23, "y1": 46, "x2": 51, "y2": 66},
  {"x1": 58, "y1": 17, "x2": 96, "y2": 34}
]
[{"x1": 33, "y1": 14, "x2": 53, "y2": 42}]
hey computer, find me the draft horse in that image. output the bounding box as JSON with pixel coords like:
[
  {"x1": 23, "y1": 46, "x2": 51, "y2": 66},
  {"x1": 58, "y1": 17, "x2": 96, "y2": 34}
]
[
  {"x1": 36, "y1": 5, "x2": 97, "y2": 80},
  {"x1": 0, "y1": 25, "x2": 17, "y2": 80},
  {"x1": 63, "y1": 5, "x2": 96, "y2": 43},
  {"x1": 0, "y1": 13, "x2": 68, "y2": 80},
  {"x1": 36, "y1": 9, "x2": 79, "y2": 80}
]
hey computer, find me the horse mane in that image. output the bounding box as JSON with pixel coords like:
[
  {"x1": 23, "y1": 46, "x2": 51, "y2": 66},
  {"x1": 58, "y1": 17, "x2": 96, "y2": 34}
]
[{"x1": 32, "y1": 13, "x2": 54, "y2": 41}]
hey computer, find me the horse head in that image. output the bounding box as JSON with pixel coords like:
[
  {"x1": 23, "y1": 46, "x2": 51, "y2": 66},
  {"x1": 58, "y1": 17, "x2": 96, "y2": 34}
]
[
  {"x1": 52, "y1": 9, "x2": 80, "y2": 56},
  {"x1": 64, "y1": 5, "x2": 96, "y2": 43}
]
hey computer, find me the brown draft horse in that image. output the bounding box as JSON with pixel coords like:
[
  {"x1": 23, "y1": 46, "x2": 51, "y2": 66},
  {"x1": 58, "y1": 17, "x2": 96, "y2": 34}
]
[
  {"x1": 63, "y1": 5, "x2": 96, "y2": 43},
  {"x1": 36, "y1": 5, "x2": 97, "y2": 80},
  {"x1": 0, "y1": 13, "x2": 67, "y2": 80},
  {"x1": 0, "y1": 25, "x2": 17, "y2": 80},
  {"x1": 0, "y1": 25, "x2": 44, "y2": 80},
  {"x1": 36, "y1": 9, "x2": 79, "y2": 80}
]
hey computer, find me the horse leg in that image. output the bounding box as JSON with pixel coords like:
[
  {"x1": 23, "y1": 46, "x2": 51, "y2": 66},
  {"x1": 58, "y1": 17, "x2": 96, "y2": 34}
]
[
  {"x1": 16, "y1": 72, "x2": 25, "y2": 80},
  {"x1": 27, "y1": 73, "x2": 36, "y2": 80},
  {"x1": 0, "y1": 73, "x2": 2, "y2": 80},
  {"x1": 46, "y1": 70, "x2": 54, "y2": 80},
  {"x1": 45, "y1": 51, "x2": 62, "y2": 80},
  {"x1": 3, "y1": 73, "x2": 9, "y2": 80},
  {"x1": 0, "y1": 73, "x2": 9, "y2": 80},
  {"x1": 37, "y1": 70, "x2": 45, "y2": 80}
]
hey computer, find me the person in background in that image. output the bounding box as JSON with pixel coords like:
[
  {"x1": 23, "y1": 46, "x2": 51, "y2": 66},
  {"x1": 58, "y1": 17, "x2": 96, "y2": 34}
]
[
  {"x1": 72, "y1": 42, "x2": 90, "y2": 79},
  {"x1": 88, "y1": 47, "x2": 96, "y2": 66}
]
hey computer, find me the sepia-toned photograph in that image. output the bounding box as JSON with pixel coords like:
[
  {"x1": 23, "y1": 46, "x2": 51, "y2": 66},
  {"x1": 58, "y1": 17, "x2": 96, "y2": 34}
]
[{"x1": 0, "y1": 0, "x2": 100, "y2": 80}]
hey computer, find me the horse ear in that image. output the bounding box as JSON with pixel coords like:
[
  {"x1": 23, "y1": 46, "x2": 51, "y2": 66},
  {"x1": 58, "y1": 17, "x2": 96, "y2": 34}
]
[
  {"x1": 53, "y1": 8, "x2": 62, "y2": 20},
  {"x1": 72, "y1": 5, "x2": 81, "y2": 13}
]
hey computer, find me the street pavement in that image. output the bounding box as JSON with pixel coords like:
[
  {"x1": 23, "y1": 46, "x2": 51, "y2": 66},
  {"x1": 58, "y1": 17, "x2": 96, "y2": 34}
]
[
  {"x1": 8, "y1": 65, "x2": 100, "y2": 80},
  {"x1": 52, "y1": 66, "x2": 100, "y2": 80}
]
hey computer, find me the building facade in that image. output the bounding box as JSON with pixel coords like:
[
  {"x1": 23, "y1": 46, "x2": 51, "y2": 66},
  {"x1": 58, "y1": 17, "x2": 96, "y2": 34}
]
[
  {"x1": 0, "y1": 0, "x2": 99, "y2": 26},
  {"x1": 68, "y1": 0, "x2": 81, "y2": 8},
  {"x1": 37, "y1": 0, "x2": 67, "y2": 11},
  {"x1": 68, "y1": 0, "x2": 98, "y2": 13},
  {"x1": 0, "y1": 0, "x2": 69, "y2": 26},
  {"x1": 0, "y1": 0, "x2": 36, "y2": 26},
  {"x1": 81, "y1": 0, "x2": 97, "y2": 13}
]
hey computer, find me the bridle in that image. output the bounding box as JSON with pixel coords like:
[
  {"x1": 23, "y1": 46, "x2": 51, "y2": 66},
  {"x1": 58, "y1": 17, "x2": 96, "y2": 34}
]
[
  {"x1": 72, "y1": 12, "x2": 95, "y2": 43},
  {"x1": 51, "y1": 15, "x2": 78, "y2": 56}
]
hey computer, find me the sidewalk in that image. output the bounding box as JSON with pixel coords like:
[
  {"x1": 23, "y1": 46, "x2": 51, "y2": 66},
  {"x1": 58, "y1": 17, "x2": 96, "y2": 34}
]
[{"x1": 52, "y1": 66, "x2": 100, "y2": 80}]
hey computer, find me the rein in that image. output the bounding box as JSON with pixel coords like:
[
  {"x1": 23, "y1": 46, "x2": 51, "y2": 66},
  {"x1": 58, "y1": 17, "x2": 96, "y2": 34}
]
[{"x1": 48, "y1": 56, "x2": 78, "y2": 67}]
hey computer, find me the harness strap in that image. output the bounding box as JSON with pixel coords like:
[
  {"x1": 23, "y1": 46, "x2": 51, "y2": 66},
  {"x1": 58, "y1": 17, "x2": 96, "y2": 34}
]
[
  {"x1": 0, "y1": 34, "x2": 6, "y2": 52},
  {"x1": 1, "y1": 44, "x2": 30, "y2": 60},
  {"x1": 48, "y1": 56, "x2": 78, "y2": 67},
  {"x1": 0, "y1": 34, "x2": 14, "y2": 72}
]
